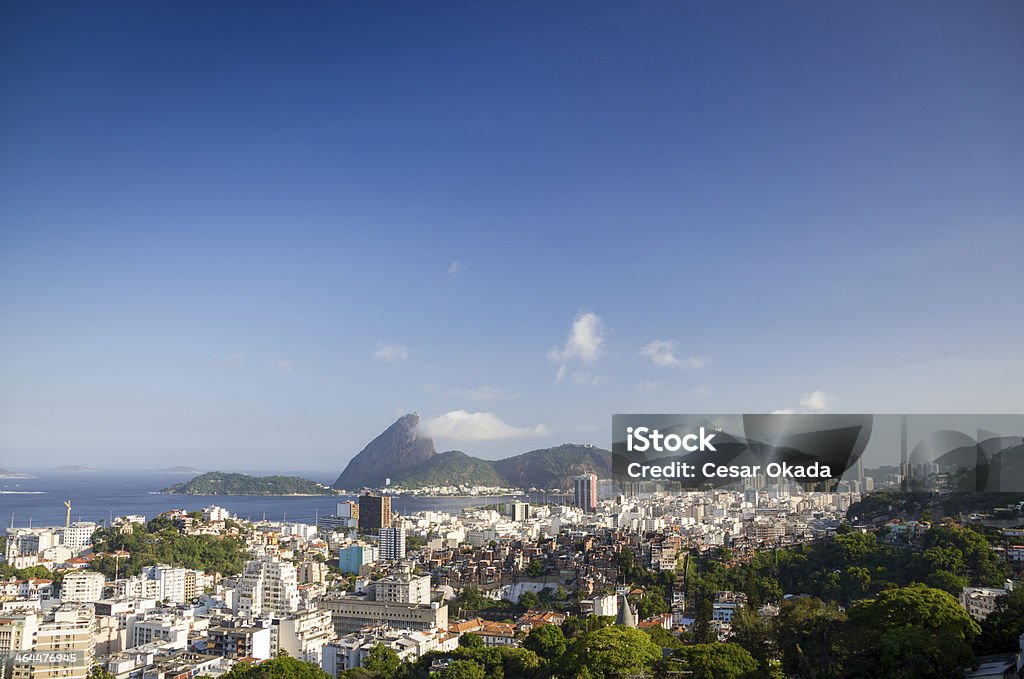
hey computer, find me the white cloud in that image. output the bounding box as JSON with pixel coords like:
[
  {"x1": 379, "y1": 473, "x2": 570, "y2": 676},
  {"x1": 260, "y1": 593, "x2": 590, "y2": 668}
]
[
  {"x1": 548, "y1": 312, "x2": 605, "y2": 364},
  {"x1": 419, "y1": 410, "x2": 549, "y2": 441},
  {"x1": 373, "y1": 343, "x2": 409, "y2": 362},
  {"x1": 227, "y1": 353, "x2": 245, "y2": 364},
  {"x1": 447, "y1": 261, "x2": 460, "y2": 276},
  {"x1": 556, "y1": 365, "x2": 568, "y2": 382},
  {"x1": 636, "y1": 382, "x2": 663, "y2": 392},
  {"x1": 799, "y1": 390, "x2": 832, "y2": 412},
  {"x1": 639, "y1": 339, "x2": 707, "y2": 369},
  {"x1": 277, "y1": 359, "x2": 293, "y2": 374},
  {"x1": 772, "y1": 390, "x2": 835, "y2": 414}
]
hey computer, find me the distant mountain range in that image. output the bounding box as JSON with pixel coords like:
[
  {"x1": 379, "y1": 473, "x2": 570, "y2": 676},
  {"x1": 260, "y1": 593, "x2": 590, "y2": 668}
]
[{"x1": 333, "y1": 414, "x2": 611, "y2": 490}]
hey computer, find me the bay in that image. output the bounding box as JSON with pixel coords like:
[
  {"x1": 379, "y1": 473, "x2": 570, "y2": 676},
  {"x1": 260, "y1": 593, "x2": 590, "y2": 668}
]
[{"x1": 0, "y1": 470, "x2": 561, "y2": 528}]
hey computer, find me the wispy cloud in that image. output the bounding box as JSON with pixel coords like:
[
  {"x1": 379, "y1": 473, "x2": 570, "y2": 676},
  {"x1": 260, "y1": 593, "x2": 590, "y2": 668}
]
[
  {"x1": 373, "y1": 343, "x2": 409, "y2": 362},
  {"x1": 447, "y1": 261, "x2": 460, "y2": 276},
  {"x1": 636, "y1": 382, "x2": 662, "y2": 392},
  {"x1": 548, "y1": 312, "x2": 605, "y2": 364},
  {"x1": 226, "y1": 353, "x2": 245, "y2": 365},
  {"x1": 639, "y1": 339, "x2": 707, "y2": 369},
  {"x1": 549, "y1": 311, "x2": 606, "y2": 381},
  {"x1": 773, "y1": 390, "x2": 834, "y2": 414},
  {"x1": 554, "y1": 365, "x2": 607, "y2": 386},
  {"x1": 799, "y1": 390, "x2": 832, "y2": 412},
  {"x1": 419, "y1": 410, "x2": 549, "y2": 441},
  {"x1": 277, "y1": 359, "x2": 293, "y2": 374}
]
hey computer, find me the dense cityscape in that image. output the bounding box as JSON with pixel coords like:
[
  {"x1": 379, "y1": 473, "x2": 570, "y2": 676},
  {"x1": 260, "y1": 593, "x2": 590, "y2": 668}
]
[
  {"x1": 2, "y1": 470, "x2": 1023, "y2": 679},
  {"x1": 4, "y1": 2, "x2": 1024, "y2": 679}
]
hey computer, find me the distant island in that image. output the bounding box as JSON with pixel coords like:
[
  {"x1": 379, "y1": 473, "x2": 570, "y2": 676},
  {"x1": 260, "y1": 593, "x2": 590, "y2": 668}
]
[
  {"x1": 56, "y1": 465, "x2": 98, "y2": 473},
  {"x1": 0, "y1": 467, "x2": 33, "y2": 479},
  {"x1": 158, "y1": 466, "x2": 204, "y2": 474},
  {"x1": 162, "y1": 471, "x2": 339, "y2": 496}
]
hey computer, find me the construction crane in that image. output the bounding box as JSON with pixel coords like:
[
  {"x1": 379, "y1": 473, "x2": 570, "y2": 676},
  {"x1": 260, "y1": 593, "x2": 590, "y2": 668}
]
[{"x1": 64, "y1": 500, "x2": 72, "y2": 529}]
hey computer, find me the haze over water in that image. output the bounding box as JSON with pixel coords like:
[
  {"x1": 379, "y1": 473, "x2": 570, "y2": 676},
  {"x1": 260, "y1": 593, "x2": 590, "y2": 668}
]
[{"x1": 0, "y1": 470, "x2": 533, "y2": 527}]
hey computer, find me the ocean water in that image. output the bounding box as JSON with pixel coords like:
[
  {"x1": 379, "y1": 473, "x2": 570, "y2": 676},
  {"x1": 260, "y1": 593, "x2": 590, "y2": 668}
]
[{"x1": 0, "y1": 470, "x2": 538, "y2": 528}]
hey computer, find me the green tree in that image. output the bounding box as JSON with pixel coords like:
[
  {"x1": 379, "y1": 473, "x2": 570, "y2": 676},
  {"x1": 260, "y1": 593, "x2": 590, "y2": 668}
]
[
  {"x1": 693, "y1": 598, "x2": 715, "y2": 644},
  {"x1": 523, "y1": 624, "x2": 567, "y2": 660},
  {"x1": 219, "y1": 656, "x2": 331, "y2": 679},
  {"x1": 776, "y1": 597, "x2": 850, "y2": 679},
  {"x1": 643, "y1": 626, "x2": 684, "y2": 651},
  {"x1": 439, "y1": 659, "x2": 486, "y2": 679},
  {"x1": 924, "y1": 569, "x2": 967, "y2": 596},
  {"x1": 88, "y1": 666, "x2": 116, "y2": 679},
  {"x1": 849, "y1": 584, "x2": 980, "y2": 678},
  {"x1": 730, "y1": 606, "x2": 774, "y2": 670},
  {"x1": 558, "y1": 626, "x2": 662, "y2": 678},
  {"x1": 526, "y1": 560, "x2": 545, "y2": 578},
  {"x1": 458, "y1": 633, "x2": 485, "y2": 649},
  {"x1": 671, "y1": 643, "x2": 757, "y2": 679},
  {"x1": 362, "y1": 644, "x2": 400, "y2": 676},
  {"x1": 518, "y1": 590, "x2": 540, "y2": 610}
]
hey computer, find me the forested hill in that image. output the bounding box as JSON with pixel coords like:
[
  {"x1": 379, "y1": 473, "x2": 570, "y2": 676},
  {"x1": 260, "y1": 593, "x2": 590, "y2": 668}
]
[{"x1": 161, "y1": 472, "x2": 338, "y2": 496}]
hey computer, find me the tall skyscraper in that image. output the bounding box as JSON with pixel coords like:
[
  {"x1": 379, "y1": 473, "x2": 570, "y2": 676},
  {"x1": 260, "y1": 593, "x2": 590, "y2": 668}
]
[
  {"x1": 379, "y1": 526, "x2": 406, "y2": 560},
  {"x1": 574, "y1": 474, "x2": 597, "y2": 513},
  {"x1": 357, "y1": 493, "x2": 391, "y2": 534},
  {"x1": 508, "y1": 500, "x2": 530, "y2": 522}
]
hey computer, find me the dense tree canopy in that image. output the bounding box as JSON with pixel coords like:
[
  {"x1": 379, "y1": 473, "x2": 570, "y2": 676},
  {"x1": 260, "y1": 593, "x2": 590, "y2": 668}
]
[
  {"x1": 558, "y1": 626, "x2": 662, "y2": 678},
  {"x1": 215, "y1": 656, "x2": 331, "y2": 679},
  {"x1": 668, "y1": 643, "x2": 758, "y2": 679},
  {"x1": 91, "y1": 522, "x2": 247, "y2": 578}
]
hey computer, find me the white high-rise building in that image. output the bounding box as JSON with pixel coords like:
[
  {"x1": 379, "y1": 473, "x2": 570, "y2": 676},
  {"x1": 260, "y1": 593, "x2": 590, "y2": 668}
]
[
  {"x1": 273, "y1": 609, "x2": 335, "y2": 664},
  {"x1": 60, "y1": 571, "x2": 105, "y2": 603},
  {"x1": 373, "y1": 566, "x2": 430, "y2": 605},
  {"x1": 10, "y1": 605, "x2": 95, "y2": 679},
  {"x1": 141, "y1": 565, "x2": 189, "y2": 604},
  {"x1": 379, "y1": 526, "x2": 406, "y2": 561},
  {"x1": 235, "y1": 556, "x2": 300, "y2": 618},
  {"x1": 59, "y1": 522, "x2": 97, "y2": 552},
  {"x1": 126, "y1": 614, "x2": 190, "y2": 649}
]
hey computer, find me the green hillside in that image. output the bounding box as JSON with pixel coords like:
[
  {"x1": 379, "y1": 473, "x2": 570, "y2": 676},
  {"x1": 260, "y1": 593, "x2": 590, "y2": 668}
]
[
  {"x1": 392, "y1": 451, "x2": 509, "y2": 488},
  {"x1": 162, "y1": 472, "x2": 338, "y2": 496}
]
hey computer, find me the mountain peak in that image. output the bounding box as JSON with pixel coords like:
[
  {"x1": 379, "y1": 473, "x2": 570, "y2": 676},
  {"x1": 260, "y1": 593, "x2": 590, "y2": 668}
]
[{"x1": 332, "y1": 414, "x2": 435, "y2": 489}]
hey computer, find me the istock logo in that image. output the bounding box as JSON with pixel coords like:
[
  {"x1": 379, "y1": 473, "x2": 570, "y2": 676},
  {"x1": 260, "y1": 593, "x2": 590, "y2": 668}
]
[{"x1": 626, "y1": 426, "x2": 717, "y2": 453}]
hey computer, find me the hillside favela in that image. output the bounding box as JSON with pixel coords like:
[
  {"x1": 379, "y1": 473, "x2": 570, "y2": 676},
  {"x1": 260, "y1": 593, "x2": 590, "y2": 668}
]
[{"x1": 2, "y1": 413, "x2": 1023, "y2": 679}]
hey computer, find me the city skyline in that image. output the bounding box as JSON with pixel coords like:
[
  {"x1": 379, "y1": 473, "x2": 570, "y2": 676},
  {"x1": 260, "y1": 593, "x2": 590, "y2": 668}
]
[{"x1": 2, "y1": 2, "x2": 1023, "y2": 469}]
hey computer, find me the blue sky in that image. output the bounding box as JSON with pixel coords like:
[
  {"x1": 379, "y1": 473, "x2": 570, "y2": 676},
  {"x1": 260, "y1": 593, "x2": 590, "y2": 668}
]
[{"x1": 1, "y1": 2, "x2": 1022, "y2": 471}]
